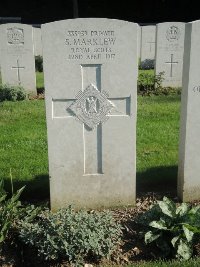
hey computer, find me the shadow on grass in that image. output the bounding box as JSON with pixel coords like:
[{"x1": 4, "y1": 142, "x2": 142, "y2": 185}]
[
  {"x1": 4, "y1": 174, "x2": 50, "y2": 201},
  {"x1": 3, "y1": 166, "x2": 178, "y2": 202},
  {"x1": 37, "y1": 87, "x2": 45, "y2": 94},
  {"x1": 137, "y1": 165, "x2": 178, "y2": 194}
]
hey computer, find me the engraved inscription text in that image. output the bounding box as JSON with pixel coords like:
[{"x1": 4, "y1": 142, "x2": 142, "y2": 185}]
[{"x1": 65, "y1": 30, "x2": 116, "y2": 60}]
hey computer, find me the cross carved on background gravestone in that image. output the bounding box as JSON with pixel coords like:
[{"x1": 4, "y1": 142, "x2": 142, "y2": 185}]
[
  {"x1": 147, "y1": 40, "x2": 155, "y2": 52},
  {"x1": 165, "y1": 54, "x2": 178, "y2": 77},
  {"x1": 11, "y1": 59, "x2": 25, "y2": 85},
  {"x1": 52, "y1": 64, "x2": 131, "y2": 175}
]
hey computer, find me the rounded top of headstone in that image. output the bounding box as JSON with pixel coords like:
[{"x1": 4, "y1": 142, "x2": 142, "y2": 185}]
[
  {"x1": 0, "y1": 23, "x2": 32, "y2": 28},
  {"x1": 189, "y1": 19, "x2": 200, "y2": 24},
  {"x1": 41, "y1": 18, "x2": 138, "y2": 28}
]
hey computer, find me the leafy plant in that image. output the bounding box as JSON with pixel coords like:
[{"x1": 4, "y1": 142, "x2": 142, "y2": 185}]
[
  {"x1": 0, "y1": 84, "x2": 27, "y2": 102},
  {"x1": 138, "y1": 70, "x2": 182, "y2": 95},
  {"x1": 35, "y1": 55, "x2": 43, "y2": 72},
  {"x1": 155, "y1": 86, "x2": 182, "y2": 96},
  {"x1": 139, "y1": 197, "x2": 200, "y2": 260},
  {"x1": 138, "y1": 71, "x2": 164, "y2": 95},
  {"x1": 0, "y1": 179, "x2": 25, "y2": 247},
  {"x1": 19, "y1": 206, "x2": 122, "y2": 265}
]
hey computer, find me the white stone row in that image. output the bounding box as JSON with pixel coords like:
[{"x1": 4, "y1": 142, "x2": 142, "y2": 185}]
[{"x1": 0, "y1": 22, "x2": 187, "y2": 94}]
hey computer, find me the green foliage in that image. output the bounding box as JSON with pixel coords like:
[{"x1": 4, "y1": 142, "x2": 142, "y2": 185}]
[
  {"x1": 137, "y1": 70, "x2": 181, "y2": 95},
  {"x1": 138, "y1": 197, "x2": 200, "y2": 260},
  {"x1": 19, "y1": 206, "x2": 122, "y2": 264},
  {"x1": 137, "y1": 71, "x2": 164, "y2": 95},
  {"x1": 156, "y1": 86, "x2": 182, "y2": 96},
  {"x1": 35, "y1": 56, "x2": 43, "y2": 72},
  {"x1": 0, "y1": 179, "x2": 25, "y2": 247},
  {"x1": 0, "y1": 84, "x2": 26, "y2": 102}
]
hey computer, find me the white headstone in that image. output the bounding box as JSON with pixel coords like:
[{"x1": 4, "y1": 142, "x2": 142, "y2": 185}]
[
  {"x1": 155, "y1": 22, "x2": 185, "y2": 88},
  {"x1": 140, "y1": 25, "x2": 156, "y2": 63},
  {"x1": 33, "y1": 27, "x2": 43, "y2": 56},
  {"x1": 42, "y1": 18, "x2": 137, "y2": 210},
  {"x1": 178, "y1": 20, "x2": 200, "y2": 201},
  {"x1": 0, "y1": 23, "x2": 36, "y2": 95},
  {"x1": 137, "y1": 24, "x2": 141, "y2": 61}
]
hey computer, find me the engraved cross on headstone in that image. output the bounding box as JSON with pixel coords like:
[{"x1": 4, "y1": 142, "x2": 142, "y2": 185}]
[
  {"x1": 52, "y1": 64, "x2": 131, "y2": 175},
  {"x1": 165, "y1": 54, "x2": 178, "y2": 77},
  {"x1": 147, "y1": 40, "x2": 155, "y2": 52},
  {"x1": 11, "y1": 59, "x2": 25, "y2": 85}
]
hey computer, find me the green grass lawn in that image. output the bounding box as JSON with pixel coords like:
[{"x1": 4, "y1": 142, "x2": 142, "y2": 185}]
[
  {"x1": 139, "y1": 69, "x2": 154, "y2": 75},
  {"x1": 137, "y1": 95, "x2": 181, "y2": 192},
  {"x1": 36, "y1": 71, "x2": 44, "y2": 89},
  {"x1": 0, "y1": 94, "x2": 181, "y2": 200},
  {"x1": 0, "y1": 100, "x2": 49, "y2": 199}
]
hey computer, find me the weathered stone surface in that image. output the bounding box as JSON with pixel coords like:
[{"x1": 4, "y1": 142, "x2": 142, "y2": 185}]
[
  {"x1": 0, "y1": 23, "x2": 36, "y2": 95},
  {"x1": 33, "y1": 27, "x2": 43, "y2": 56},
  {"x1": 178, "y1": 20, "x2": 200, "y2": 202},
  {"x1": 42, "y1": 18, "x2": 138, "y2": 210},
  {"x1": 155, "y1": 22, "x2": 185, "y2": 87},
  {"x1": 140, "y1": 25, "x2": 156, "y2": 63},
  {"x1": 137, "y1": 24, "x2": 141, "y2": 61}
]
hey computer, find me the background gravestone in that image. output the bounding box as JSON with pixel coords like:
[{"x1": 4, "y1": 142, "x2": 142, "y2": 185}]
[
  {"x1": 155, "y1": 22, "x2": 185, "y2": 88},
  {"x1": 42, "y1": 18, "x2": 138, "y2": 210},
  {"x1": 140, "y1": 25, "x2": 156, "y2": 64},
  {"x1": 137, "y1": 24, "x2": 141, "y2": 61},
  {"x1": 0, "y1": 23, "x2": 36, "y2": 95},
  {"x1": 33, "y1": 27, "x2": 43, "y2": 56},
  {"x1": 178, "y1": 20, "x2": 200, "y2": 201}
]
